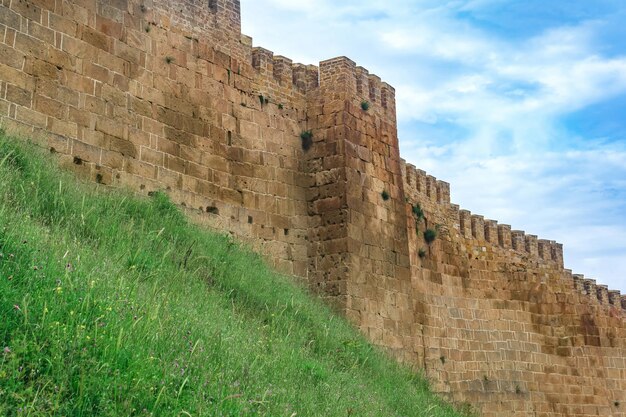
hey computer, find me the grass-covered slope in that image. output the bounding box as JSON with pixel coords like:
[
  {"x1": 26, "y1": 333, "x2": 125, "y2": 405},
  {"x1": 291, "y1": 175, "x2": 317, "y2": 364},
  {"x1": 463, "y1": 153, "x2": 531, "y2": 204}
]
[{"x1": 0, "y1": 133, "x2": 466, "y2": 417}]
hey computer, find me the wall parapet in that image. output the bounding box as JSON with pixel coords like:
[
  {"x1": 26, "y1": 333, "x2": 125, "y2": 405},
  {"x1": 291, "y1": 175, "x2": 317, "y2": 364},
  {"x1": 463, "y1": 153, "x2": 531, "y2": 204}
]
[
  {"x1": 569, "y1": 274, "x2": 625, "y2": 307},
  {"x1": 402, "y1": 160, "x2": 563, "y2": 258},
  {"x1": 399, "y1": 160, "x2": 623, "y2": 311},
  {"x1": 318, "y1": 57, "x2": 396, "y2": 118},
  {"x1": 245, "y1": 44, "x2": 396, "y2": 119},
  {"x1": 403, "y1": 161, "x2": 450, "y2": 204}
]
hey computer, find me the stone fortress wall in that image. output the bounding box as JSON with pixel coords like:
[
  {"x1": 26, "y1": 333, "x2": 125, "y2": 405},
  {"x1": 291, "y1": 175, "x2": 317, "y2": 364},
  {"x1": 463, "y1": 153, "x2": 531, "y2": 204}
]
[{"x1": 0, "y1": 1, "x2": 624, "y2": 415}]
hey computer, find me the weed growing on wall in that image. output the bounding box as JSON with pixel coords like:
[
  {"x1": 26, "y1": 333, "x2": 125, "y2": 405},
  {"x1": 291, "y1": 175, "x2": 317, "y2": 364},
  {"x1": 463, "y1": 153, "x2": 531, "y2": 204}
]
[
  {"x1": 424, "y1": 228, "x2": 437, "y2": 244},
  {"x1": 412, "y1": 204, "x2": 424, "y2": 222},
  {"x1": 300, "y1": 130, "x2": 313, "y2": 151}
]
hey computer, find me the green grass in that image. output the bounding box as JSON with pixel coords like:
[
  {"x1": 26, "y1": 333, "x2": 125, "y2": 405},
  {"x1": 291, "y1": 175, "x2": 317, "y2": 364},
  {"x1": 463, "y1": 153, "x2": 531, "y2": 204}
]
[{"x1": 0, "y1": 133, "x2": 467, "y2": 417}]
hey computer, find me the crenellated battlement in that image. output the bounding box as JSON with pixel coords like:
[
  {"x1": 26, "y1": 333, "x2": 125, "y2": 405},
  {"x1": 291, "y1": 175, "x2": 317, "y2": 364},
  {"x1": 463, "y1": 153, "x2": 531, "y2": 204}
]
[
  {"x1": 571, "y1": 272, "x2": 626, "y2": 307},
  {"x1": 318, "y1": 57, "x2": 396, "y2": 118},
  {"x1": 402, "y1": 158, "x2": 563, "y2": 261},
  {"x1": 245, "y1": 46, "x2": 397, "y2": 122},
  {"x1": 250, "y1": 47, "x2": 320, "y2": 94},
  {"x1": 403, "y1": 162, "x2": 451, "y2": 204},
  {"x1": 400, "y1": 160, "x2": 624, "y2": 311},
  {"x1": 150, "y1": 1, "x2": 398, "y2": 120}
]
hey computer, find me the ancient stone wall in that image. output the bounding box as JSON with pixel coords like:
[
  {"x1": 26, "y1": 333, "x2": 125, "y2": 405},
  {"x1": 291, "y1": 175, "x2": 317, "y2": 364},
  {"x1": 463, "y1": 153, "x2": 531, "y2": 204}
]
[
  {"x1": 401, "y1": 166, "x2": 626, "y2": 416},
  {"x1": 0, "y1": 1, "x2": 624, "y2": 415},
  {"x1": 0, "y1": 0, "x2": 313, "y2": 277}
]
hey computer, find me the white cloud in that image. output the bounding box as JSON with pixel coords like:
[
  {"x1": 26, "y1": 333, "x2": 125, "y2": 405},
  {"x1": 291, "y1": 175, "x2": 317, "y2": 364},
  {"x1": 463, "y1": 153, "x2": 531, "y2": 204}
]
[
  {"x1": 389, "y1": 27, "x2": 626, "y2": 124},
  {"x1": 264, "y1": 0, "x2": 316, "y2": 12},
  {"x1": 380, "y1": 26, "x2": 497, "y2": 63}
]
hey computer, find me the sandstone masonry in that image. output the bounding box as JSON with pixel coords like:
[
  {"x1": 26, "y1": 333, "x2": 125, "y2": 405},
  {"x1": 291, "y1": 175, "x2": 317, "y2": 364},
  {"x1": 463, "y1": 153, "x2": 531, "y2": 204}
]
[{"x1": 0, "y1": 1, "x2": 624, "y2": 416}]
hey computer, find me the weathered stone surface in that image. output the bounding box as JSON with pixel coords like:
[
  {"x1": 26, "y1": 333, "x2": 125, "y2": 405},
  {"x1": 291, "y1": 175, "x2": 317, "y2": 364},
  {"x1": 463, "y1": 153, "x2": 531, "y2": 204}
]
[{"x1": 0, "y1": 2, "x2": 623, "y2": 416}]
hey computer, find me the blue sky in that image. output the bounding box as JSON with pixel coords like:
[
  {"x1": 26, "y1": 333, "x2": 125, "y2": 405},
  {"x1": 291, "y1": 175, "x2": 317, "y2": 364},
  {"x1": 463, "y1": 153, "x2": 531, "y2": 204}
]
[{"x1": 240, "y1": 0, "x2": 626, "y2": 292}]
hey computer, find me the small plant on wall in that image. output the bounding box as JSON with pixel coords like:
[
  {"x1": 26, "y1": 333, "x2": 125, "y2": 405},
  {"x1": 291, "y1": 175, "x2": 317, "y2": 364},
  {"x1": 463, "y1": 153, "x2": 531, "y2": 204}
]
[
  {"x1": 412, "y1": 203, "x2": 426, "y2": 239},
  {"x1": 418, "y1": 248, "x2": 427, "y2": 259},
  {"x1": 412, "y1": 203, "x2": 424, "y2": 222},
  {"x1": 300, "y1": 130, "x2": 313, "y2": 151},
  {"x1": 424, "y1": 228, "x2": 437, "y2": 245},
  {"x1": 381, "y1": 190, "x2": 390, "y2": 201},
  {"x1": 165, "y1": 56, "x2": 175, "y2": 64},
  {"x1": 361, "y1": 100, "x2": 370, "y2": 111}
]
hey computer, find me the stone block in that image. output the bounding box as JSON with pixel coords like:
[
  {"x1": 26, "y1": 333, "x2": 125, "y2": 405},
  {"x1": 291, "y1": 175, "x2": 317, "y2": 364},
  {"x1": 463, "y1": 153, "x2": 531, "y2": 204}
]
[
  {"x1": 47, "y1": 117, "x2": 77, "y2": 137},
  {"x1": 0, "y1": 43, "x2": 25, "y2": 69},
  {"x1": 11, "y1": 0, "x2": 42, "y2": 22},
  {"x1": 0, "y1": 6, "x2": 21, "y2": 30},
  {"x1": 62, "y1": 35, "x2": 98, "y2": 59},
  {"x1": 6, "y1": 84, "x2": 32, "y2": 107},
  {"x1": 127, "y1": 159, "x2": 156, "y2": 179},
  {"x1": 48, "y1": 12, "x2": 78, "y2": 36},
  {"x1": 72, "y1": 139, "x2": 101, "y2": 164},
  {"x1": 15, "y1": 106, "x2": 46, "y2": 128},
  {"x1": 14, "y1": 32, "x2": 47, "y2": 57},
  {"x1": 28, "y1": 21, "x2": 54, "y2": 44},
  {"x1": 24, "y1": 57, "x2": 59, "y2": 79},
  {"x1": 34, "y1": 95, "x2": 66, "y2": 119},
  {"x1": 96, "y1": 116, "x2": 125, "y2": 139},
  {"x1": 68, "y1": 107, "x2": 92, "y2": 128},
  {"x1": 80, "y1": 25, "x2": 111, "y2": 52},
  {"x1": 100, "y1": 149, "x2": 125, "y2": 170},
  {"x1": 109, "y1": 136, "x2": 137, "y2": 158},
  {"x1": 62, "y1": 71, "x2": 94, "y2": 94}
]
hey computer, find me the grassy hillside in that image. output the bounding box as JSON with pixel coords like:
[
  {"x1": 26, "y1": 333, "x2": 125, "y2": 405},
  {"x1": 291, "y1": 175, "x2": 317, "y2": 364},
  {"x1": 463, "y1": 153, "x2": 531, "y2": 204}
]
[{"x1": 0, "y1": 131, "x2": 467, "y2": 417}]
